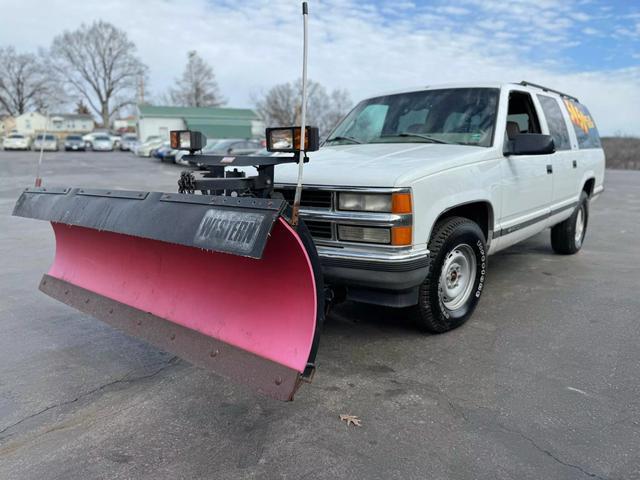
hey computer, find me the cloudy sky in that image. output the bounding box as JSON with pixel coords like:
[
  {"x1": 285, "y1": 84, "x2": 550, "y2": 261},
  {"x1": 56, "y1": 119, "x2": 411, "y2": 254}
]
[{"x1": 0, "y1": 0, "x2": 638, "y2": 135}]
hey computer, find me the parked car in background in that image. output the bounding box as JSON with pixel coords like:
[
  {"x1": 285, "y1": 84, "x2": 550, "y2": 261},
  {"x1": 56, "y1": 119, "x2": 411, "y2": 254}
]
[
  {"x1": 83, "y1": 131, "x2": 119, "y2": 150},
  {"x1": 32, "y1": 134, "x2": 58, "y2": 151},
  {"x1": 120, "y1": 133, "x2": 138, "y2": 151},
  {"x1": 2, "y1": 133, "x2": 31, "y2": 151},
  {"x1": 152, "y1": 141, "x2": 175, "y2": 162},
  {"x1": 188, "y1": 139, "x2": 263, "y2": 168},
  {"x1": 134, "y1": 136, "x2": 164, "y2": 157},
  {"x1": 110, "y1": 134, "x2": 122, "y2": 150},
  {"x1": 92, "y1": 135, "x2": 113, "y2": 151},
  {"x1": 63, "y1": 135, "x2": 86, "y2": 151},
  {"x1": 83, "y1": 131, "x2": 106, "y2": 149},
  {"x1": 174, "y1": 149, "x2": 190, "y2": 165},
  {"x1": 202, "y1": 139, "x2": 263, "y2": 156}
]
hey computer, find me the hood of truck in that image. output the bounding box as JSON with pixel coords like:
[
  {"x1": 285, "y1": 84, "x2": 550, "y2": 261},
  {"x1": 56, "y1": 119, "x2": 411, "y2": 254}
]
[{"x1": 272, "y1": 143, "x2": 495, "y2": 187}]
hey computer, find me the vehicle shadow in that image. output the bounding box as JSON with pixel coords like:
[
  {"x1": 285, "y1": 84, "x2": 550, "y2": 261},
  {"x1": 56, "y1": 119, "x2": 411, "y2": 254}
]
[{"x1": 322, "y1": 231, "x2": 554, "y2": 338}]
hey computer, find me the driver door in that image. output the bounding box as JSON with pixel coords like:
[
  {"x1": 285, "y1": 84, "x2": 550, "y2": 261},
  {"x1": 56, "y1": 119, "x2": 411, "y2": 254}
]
[{"x1": 498, "y1": 90, "x2": 553, "y2": 245}]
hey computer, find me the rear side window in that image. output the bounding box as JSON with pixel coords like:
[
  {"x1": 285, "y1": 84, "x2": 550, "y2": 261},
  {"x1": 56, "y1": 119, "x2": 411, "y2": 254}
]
[
  {"x1": 562, "y1": 99, "x2": 601, "y2": 149},
  {"x1": 537, "y1": 95, "x2": 571, "y2": 151}
]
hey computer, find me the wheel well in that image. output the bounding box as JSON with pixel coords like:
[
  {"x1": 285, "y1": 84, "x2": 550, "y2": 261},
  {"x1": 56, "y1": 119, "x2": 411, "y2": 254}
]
[
  {"x1": 434, "y1": 202, "x2": 493, "y2": 242},
  {"x1": 583, "y1": 178, "x2": 595, "y2": 197}
]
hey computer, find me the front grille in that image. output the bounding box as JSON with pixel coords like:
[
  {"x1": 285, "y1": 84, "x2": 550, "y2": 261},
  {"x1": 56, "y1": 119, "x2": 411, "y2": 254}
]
[
  {"x1": 304, "y1": 220, "x2": 332, "y2": 239},
  {"x1": 275, "y1": 188, "x2": 332, "y2": 209}
]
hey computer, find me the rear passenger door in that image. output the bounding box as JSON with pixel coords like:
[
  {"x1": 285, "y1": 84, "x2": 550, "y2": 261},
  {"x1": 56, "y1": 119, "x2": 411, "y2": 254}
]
[{"x1": 536, "y1": 94, "x2": 576, "y2": 210}]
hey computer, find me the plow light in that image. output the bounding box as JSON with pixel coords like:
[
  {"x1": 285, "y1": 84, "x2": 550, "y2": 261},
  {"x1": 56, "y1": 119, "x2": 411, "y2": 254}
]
[
  {"x1": 170, "y1": 130, "x2": 206, "y2": 151},
  {"x1": 266, "y1": 126, "x2": 320, "y2": 153}
]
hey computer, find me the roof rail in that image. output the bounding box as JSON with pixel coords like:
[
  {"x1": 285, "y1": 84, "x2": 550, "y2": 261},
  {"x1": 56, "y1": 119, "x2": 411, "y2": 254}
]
[{"x1": 518, "y1": 81, "x2": 579, "y2": 103}]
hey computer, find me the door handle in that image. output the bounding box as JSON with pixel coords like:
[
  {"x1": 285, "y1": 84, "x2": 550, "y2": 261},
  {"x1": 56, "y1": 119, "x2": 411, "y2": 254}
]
[
  {"x1": 572, "y1": 160, "x2": 577, "y2": 169},
  {"x1": 546, "y1": 164, "x2": 553, "y2": 174}
]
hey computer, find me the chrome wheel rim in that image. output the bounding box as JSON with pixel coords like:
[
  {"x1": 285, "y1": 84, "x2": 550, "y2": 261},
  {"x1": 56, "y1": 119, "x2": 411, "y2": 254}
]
[
  {"x1": 575, "y1": 207, "x2": 585, "y2": 247},
  {"x1": 439, "y1": 244, "x2": 477, "y2": 311}
]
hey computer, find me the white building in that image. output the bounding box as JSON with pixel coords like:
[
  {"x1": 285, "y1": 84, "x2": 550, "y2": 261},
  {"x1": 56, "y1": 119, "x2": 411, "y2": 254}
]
[
  {"x1": 15, "y1": 112, "x2": 47, "y2": 135},
  {"x1": 49, "y1": 114, "x2": 94, "y2": 134},
  {"x1": 137, "y1": 105, "x2": 263, "y2": 143},
  {"x1": 0, "y1": 115, "x2": 16, "y2": 136},
  {"x1": 15, "y1": 112, "x2": 94, "y2": 136}
]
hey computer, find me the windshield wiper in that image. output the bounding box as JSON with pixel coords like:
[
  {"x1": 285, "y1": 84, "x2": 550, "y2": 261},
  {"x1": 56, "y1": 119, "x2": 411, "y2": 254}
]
[
  {"x1": 383, "y1": 133, "x2": 451, "y2": 144},
  {"x1": 326, "y1": 135, "x2": 363, "y2": 144}
]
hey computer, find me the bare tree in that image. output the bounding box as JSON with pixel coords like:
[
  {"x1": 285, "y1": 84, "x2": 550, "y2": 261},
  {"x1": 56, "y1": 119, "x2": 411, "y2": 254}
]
[
  {"x1": 169, "y1": 51, "x2": 225, "y2": 107},
  {"x1": 75, "y1": 99, "x2": 91, "y2": 115},
  {"x1": 254, "y1": 79, "x2": 352, "y2": 136},
  {"x1": 0, "y1": 47, "x2": 60, "y2": 116},
  {"x1": 324, "y1": 89, "x2": 353, "y2": 134},
  {"x1": 48, "y1": 21, "x2": 147, "y2": 127}
]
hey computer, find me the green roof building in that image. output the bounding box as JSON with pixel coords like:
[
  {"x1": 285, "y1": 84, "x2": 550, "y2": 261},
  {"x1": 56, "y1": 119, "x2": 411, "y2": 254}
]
[{"x1": 136, "y1": 105, "x2": 263, "y2": 142}]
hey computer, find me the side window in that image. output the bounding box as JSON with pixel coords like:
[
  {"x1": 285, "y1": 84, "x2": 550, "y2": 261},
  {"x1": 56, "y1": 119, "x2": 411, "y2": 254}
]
[
  {"x1": 506, "y1": 91, "x2": 541, "y2": 140},
  {"x1": 562, "y1": 99, "x2": 601, "y2": 149},
  {"x1": 537, "y1": 95, "x2": 571, "y2": 151}
]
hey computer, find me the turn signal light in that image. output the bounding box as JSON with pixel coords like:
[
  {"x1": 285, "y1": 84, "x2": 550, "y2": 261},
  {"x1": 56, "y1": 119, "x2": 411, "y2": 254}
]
[
  {"x1": 391, "y1": 192, "x2": 412, "y2": 214},
  {"x1": 391, "y1": 226, "x2": 412, "y2": 246}
]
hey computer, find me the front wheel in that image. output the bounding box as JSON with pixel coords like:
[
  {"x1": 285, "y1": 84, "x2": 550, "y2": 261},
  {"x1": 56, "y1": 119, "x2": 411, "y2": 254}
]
[
  {"x1": 551, "y1": 191, "x2": 589, "y2": 255},
  {"x1": 412, "y1": 216, "x2": 487, "y2": 333}
]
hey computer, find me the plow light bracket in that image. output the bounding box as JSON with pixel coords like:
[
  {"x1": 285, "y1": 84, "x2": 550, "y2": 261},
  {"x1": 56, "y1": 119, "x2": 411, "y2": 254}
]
[
  {"x1": 266, "y1": 126, "x2": 319, "y2": 153},
  {"x1": 170, "y1": 130, "x2": 206, "y2": 152}
]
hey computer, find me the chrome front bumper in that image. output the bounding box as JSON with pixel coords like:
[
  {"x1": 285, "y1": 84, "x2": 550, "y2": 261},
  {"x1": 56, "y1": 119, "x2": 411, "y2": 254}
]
[{"x1": 317, "y1": 244, "x2": 430, "y2": 297}]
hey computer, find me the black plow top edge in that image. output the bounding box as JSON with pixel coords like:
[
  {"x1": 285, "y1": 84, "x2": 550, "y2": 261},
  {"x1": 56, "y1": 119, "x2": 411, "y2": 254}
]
[{"x1": 13, "y1": 187, "x2": 288, "y2": 260}]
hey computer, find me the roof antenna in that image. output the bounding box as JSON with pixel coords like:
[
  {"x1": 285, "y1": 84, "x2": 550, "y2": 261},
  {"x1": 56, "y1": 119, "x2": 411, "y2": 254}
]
[
  {"x1": 291, "y1": 1, "x2": 309, "y2": 227},
  {"x1": 34, "y1": 112, "x2": 49, "y2": 187}
]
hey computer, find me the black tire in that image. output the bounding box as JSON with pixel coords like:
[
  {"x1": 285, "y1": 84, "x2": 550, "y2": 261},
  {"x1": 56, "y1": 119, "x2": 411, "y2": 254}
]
[
  {"x1": 412, "y1": 216, "x2": 487, "y2": 333},
  {"x1": 551, "y1": 191, "x2": 589, "y2": 255}
]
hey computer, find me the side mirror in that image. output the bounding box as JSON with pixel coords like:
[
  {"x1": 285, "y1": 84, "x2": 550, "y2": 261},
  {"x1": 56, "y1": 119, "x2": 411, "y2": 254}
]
[
  {"x1": 227, "y1": 147, "x2": 234, "y2": 154},
  {"x1": 505, "y1": 134, "x2": 555, "y2": 156}
]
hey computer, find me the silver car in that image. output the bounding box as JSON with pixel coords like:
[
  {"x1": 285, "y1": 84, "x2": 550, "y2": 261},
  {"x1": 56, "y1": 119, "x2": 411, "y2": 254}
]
[
  {"x1": 32, "y1": 134, "x2": 58, "y2": 151},
  {"x1": 92, "y1": 135, "x2": 113, "y2": 151}
]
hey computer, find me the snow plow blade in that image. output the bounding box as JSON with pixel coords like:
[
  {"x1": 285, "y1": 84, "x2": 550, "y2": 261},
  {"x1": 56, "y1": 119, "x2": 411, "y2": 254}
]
[{"x1": 13, "y1": 187, "x2": 323, "y2": 401}]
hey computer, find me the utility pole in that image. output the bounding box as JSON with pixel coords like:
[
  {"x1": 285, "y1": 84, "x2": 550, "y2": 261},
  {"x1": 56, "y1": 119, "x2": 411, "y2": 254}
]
[{"x1": 139, "y1": 76, "x2": 145, "y2": 105}]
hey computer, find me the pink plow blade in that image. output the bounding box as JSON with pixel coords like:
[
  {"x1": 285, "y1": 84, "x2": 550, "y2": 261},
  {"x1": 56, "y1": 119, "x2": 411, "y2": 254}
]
[{"x1": 40, "y1": 217, "x2": 318, "y2": 400}]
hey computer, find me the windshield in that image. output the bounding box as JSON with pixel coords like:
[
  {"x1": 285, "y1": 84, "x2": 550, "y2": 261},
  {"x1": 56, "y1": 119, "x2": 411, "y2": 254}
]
[
  {"x1": 66, "y1": 135, "x2": 82, "y2": 140},
  {"x1": 9, "y1": 134, "x2": 24, "y2": 139},
  {"x1": 326, "y1": 88, "x2": 499, "y2": 147},
  {"x1": 95, "y1": 136, "x2": 110, "y2": 141}
]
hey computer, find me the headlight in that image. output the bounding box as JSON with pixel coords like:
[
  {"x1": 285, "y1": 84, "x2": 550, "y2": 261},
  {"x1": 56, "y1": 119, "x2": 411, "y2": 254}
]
[
  {"x1": 338, "y1": 193, "x2": 392, "y2": 212},
  {"x1": 338, "y1": 192, "x2": 412, "y2": 213}
]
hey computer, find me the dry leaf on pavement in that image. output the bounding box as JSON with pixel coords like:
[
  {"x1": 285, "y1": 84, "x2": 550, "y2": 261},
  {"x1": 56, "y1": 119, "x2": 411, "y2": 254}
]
[{"x1": 339, "y1": 414, "x2": 362, "y2": 427}]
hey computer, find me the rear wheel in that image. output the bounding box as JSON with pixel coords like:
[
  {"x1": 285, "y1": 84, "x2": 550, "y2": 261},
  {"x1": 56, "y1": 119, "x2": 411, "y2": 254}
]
[
  {"x1": 412, "y1": 216, "x2": 487, "y2": 333},
  {"x1": 551, "y1": 191, "x2": 589, "y2": 255}
]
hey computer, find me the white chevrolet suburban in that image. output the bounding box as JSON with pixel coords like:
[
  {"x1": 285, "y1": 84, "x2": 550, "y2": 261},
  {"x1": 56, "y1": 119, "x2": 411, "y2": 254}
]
[{"x1": 273, "y1": 81, "x2": 605, "y2": 333}]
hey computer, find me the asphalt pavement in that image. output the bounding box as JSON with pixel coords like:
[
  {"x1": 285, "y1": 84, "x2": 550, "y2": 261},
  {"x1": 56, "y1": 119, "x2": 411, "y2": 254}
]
[{"x1": 1, "y1": 150, "x2": 639, "y2": 479}]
